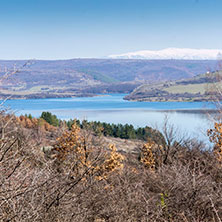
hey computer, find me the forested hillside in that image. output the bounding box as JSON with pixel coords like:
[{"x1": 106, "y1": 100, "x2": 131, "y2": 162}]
[{"x1": 0, "y1": 59, "x2": 218, "y2": 99}]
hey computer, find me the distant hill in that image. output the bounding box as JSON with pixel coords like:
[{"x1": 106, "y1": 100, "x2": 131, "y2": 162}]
[
  {"x1": 109, "y1": 48, "x2": 222, "y2": 60},
  {"x1": 0, "y1": 59, "x2": 219, "y2": 99},
  {"x1": 125, "y1": 70, "x2": 222, "y2": 102}
]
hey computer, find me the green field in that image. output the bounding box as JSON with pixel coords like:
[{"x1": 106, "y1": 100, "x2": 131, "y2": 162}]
[
  {"x1": 165, "y1": 83, "x2": 207, "y2": 94},
  {"x1": 126, "y1": 71, "x2": 222, "y2": 101},
  {"x1": 165, "y1": 82, "x2": 222, "y2": 94}
]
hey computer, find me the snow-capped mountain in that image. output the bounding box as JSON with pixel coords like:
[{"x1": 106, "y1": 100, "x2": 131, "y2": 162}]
[{"x1": 108, "y1": 48, "x2": 222, "y2": 60}]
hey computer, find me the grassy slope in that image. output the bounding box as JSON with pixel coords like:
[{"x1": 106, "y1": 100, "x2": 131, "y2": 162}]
[
  {"x1": 125, "y1": 71, "x2": 222, "y2": 101},
  {"x1": 165, "y1": 83, "x2": 208, "y2": 94}
]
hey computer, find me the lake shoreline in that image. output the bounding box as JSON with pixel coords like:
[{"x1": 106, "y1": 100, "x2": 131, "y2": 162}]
[
  {"x1": 0, "y1": 91, "x2": 218, "y2": 102},
  {"x1": 2, "y1": 94, "x2": 216, "y2": 140}
]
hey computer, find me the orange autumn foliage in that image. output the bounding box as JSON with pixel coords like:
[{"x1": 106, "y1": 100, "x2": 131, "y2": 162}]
[
  {"x1": 16, "y1": 116, "x2": 56, "y2": 132},
  {"x1": 54, "y1": 122, "x2": 125, "y2": 180},
  {"x1": 94, "y1": 144, "x2": 125, "y2": 180},
  {"x1": 208, "y1": 122, "x2": 222, "y2": 163},
  {"x1": 140, "y1": 141, "x2": 156, "y2": 169}
]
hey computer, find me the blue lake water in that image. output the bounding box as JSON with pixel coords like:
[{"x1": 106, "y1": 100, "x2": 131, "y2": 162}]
[{"x1": 2, "y1": 94, "x2": 217, "y2": 146}]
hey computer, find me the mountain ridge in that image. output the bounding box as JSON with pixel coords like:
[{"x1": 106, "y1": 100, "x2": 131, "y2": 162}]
[
  {"x1": 0, "y1": 59, "x2": 219, "y2": 99},
  {"x1": 109, "y1": 48, "x2": 222, "y2": 60}
]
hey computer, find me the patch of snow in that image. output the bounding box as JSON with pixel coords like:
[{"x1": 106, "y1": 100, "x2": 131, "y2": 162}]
[{"x1": 108, "y1": 48, "x2": 222, "y2": 60}]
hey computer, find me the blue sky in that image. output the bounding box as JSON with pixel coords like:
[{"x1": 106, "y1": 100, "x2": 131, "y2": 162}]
[{"x1": 0, "y1": 0, "x2": 222, "y2": 59}]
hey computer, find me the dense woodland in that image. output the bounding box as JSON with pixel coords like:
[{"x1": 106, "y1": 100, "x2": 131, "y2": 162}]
[{"x1": 0, "y1": 108, "x2": 222, "y2": 222}]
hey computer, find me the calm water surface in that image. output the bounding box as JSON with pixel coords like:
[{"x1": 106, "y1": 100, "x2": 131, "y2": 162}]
[{"x1": 3, "y1": 94, "x2": 217, "y2": 145}]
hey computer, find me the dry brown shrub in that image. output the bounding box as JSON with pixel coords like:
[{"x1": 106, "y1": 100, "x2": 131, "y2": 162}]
[
  {"x1": 208, "y1": 122, "x2": 222, "y2": 163},
  {"x1": 53, "y1": 122, "x2": 125, "y2": 181},
  {"x1": 16, "y1": 115, "x2": 57, "y2": 132},
  {"x1": 0, "y1": 110, "x2": 222, "y2": 222}
]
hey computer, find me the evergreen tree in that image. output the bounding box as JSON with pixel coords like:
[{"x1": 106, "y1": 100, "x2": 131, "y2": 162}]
[{"x1": 40, "y1": 112, "x2": 59, "y2": 127}]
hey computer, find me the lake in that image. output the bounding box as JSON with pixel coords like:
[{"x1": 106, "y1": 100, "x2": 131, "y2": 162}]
[{"x1": 2, "y1": 94, "x2": 218, "y2": 146}]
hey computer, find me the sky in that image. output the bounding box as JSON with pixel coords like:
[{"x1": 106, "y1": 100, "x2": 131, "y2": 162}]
[{"x1": 0, "y1": 0, "x2": 222, "y2": 59}]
